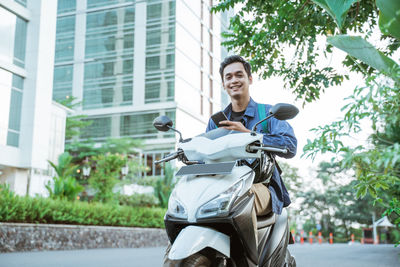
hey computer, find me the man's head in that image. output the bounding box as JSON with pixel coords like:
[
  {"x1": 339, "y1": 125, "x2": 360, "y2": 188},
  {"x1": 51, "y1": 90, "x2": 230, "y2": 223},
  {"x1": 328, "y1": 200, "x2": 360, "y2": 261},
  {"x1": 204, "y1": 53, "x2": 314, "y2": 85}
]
[
  {"x1": 219, "y1": 55, "x2": 253, "y2": 100},
  {"x1": 219, "y1": 55, "x2": 252, "y2": 81}
]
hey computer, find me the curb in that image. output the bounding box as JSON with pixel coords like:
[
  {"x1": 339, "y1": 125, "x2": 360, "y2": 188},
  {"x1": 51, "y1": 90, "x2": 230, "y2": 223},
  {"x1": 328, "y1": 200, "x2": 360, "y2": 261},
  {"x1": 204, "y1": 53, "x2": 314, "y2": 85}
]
[{"x1": 0, "y1": 222, "x2": 169, "y2": 253}]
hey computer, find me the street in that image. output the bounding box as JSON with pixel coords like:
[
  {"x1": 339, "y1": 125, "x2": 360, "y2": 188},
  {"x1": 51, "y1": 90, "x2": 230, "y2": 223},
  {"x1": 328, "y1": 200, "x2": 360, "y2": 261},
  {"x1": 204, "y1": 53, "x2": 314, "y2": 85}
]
[{"x1": 0, "y1": 244, "x2": 398, "y2": 267}]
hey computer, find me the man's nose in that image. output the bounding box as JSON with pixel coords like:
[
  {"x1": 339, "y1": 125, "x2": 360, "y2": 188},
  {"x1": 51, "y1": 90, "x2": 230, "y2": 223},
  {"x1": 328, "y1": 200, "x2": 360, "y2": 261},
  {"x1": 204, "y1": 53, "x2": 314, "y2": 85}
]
[{"x1": 231, "y1": 76, "x2": 239, "y2": 83}]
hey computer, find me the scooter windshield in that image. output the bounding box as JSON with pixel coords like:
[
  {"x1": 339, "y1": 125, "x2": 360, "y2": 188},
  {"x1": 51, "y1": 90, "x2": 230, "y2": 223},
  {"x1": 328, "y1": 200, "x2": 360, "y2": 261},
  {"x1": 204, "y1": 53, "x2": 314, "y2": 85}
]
[{"x1": 197, "y1": 128, "x2": 242, "y2": 140}]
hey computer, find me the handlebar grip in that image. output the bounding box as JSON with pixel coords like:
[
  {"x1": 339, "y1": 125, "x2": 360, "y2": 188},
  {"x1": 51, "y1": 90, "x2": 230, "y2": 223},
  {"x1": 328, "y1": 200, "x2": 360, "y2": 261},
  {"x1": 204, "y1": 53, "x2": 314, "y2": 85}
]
[
  {"x1": 154, "y1": 152, "x2": 179, "y2": 164},
  {"x1": 248, "y1": 145, "x2": 288, "y2": 154}
]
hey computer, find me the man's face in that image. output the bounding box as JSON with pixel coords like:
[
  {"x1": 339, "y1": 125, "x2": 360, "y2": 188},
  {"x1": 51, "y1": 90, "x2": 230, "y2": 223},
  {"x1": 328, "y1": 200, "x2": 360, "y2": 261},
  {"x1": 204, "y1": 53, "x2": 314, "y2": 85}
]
[{"x1": 222, "y1": 62, "x2": 252, "y2": 100}]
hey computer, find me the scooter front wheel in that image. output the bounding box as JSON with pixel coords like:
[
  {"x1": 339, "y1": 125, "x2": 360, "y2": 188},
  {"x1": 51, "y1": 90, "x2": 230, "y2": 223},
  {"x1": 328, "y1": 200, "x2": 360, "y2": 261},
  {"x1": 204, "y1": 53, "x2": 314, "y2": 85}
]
[
  {"x1": 284, "y1": 249, "x2": 296, "y2": 267},
  {"x1": 181, "y1": 253, "x2": 211, "y2": 267}
]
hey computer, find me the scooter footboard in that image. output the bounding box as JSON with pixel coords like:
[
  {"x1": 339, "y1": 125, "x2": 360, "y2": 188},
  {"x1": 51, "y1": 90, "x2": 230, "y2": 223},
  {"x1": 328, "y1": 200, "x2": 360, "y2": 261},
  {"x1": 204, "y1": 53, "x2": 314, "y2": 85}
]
[{"x1": 168, "y1": 225, "x2": 230, "y2": 260}]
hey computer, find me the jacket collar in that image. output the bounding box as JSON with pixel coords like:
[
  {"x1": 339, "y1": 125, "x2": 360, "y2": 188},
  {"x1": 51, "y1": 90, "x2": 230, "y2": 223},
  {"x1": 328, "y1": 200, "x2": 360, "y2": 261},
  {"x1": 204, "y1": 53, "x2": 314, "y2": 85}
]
[{"x1": 224, "y1": 97, "x2": 257, "y2": 118}]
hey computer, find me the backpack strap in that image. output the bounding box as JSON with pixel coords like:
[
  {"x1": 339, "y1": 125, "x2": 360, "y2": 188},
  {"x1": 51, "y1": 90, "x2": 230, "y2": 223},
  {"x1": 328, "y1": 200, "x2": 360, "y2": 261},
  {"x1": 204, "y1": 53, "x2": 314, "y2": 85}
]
[{"x1": 257, "y1": 103, "x2": 269, "y2": 133}]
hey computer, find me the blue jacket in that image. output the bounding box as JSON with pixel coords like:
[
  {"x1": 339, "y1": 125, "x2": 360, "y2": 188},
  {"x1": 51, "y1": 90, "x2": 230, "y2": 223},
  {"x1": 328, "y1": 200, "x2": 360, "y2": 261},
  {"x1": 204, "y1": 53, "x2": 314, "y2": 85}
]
[{"x1": 206, "y1": 98, "x2": 297, "y2": 214}]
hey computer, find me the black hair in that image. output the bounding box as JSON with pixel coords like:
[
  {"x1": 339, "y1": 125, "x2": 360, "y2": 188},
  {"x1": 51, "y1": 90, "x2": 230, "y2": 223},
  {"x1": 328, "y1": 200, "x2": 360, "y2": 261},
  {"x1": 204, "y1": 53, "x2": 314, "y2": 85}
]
[{"x1": 219, "y1": 55, "x2": 252, "y2": 81}]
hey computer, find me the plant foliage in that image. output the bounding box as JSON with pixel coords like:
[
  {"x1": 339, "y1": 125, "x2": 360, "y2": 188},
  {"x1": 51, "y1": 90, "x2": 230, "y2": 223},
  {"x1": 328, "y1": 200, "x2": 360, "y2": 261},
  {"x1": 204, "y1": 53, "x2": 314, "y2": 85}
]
[
  {"x1": 46, "y1": 152, "x2": 84, "y2": 201},
  {"x1": 0, "y1": 186, "x2": 165, "y2": 228},
  {"x1": 213, "y1": 0, "x2": 400, "y2": 243}
]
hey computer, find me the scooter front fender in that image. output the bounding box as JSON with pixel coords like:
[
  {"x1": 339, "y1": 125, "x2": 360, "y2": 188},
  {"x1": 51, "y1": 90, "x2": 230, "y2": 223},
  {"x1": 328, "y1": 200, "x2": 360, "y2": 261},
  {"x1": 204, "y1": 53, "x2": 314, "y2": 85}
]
[{"x1": 168, "y1": 225, "x2": 230, "y2": 260}]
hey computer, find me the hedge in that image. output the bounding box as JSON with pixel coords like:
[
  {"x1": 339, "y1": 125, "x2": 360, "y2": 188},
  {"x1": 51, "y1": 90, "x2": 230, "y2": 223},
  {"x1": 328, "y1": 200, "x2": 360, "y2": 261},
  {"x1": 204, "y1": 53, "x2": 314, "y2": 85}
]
[{"x1": 0, "y1": 188, "x2": 166, "y2": 228}]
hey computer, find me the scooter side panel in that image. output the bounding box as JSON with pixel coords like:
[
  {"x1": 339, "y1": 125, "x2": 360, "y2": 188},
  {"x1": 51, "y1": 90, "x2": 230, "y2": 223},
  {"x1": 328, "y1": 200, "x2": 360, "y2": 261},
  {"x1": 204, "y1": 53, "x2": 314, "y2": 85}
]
[
  {"x1": 259, "y1": 208, "x2": 289, "y2": 265},
  {"x1": 231, "y1": 193, "x2": 258, "y2": 265},
  {"x1": 168, "y1": 225, "x2": 230, "y2": 260}
]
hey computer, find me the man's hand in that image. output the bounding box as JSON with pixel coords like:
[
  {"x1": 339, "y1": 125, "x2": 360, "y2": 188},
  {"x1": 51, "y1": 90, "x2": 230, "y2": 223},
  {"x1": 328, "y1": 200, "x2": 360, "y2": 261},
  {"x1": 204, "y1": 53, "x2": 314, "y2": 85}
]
[{"x1": 219, "y1": 120, "x2": 251, "y2": 132}]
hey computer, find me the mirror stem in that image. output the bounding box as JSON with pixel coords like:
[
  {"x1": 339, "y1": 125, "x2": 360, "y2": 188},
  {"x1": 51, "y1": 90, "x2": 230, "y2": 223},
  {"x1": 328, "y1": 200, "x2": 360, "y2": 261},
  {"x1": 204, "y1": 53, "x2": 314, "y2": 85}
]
[
  {"x1": 251, "y1": 113, "x2": 274, "y2": 135},
  {"x1": 168, "y1": 126, "x2": 183, "y2": 142}
]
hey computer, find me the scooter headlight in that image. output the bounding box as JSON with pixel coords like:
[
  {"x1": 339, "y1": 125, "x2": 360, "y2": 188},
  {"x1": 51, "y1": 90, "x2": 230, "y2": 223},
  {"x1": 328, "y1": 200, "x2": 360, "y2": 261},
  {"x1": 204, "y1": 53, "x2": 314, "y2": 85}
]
[
  {"x1": 167, "y1": 190, "x2": 188, "y2": 219},
  {"x1": 196, "y1": 180, "x2": 243, "y2": 219}
]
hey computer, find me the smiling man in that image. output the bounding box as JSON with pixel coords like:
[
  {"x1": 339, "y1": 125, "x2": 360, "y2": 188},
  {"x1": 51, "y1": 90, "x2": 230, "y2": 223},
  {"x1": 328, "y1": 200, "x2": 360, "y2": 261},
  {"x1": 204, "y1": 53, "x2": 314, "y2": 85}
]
[{"x1": 206, "y1": 55, "x2": 297, "y2": 243}]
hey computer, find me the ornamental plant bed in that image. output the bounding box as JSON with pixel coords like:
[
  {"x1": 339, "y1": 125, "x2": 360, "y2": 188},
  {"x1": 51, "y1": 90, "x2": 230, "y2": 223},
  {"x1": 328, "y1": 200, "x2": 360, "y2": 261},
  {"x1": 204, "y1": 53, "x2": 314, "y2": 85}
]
[{"x1": 0, "y1": 187, "x2": 165, "y2": 228}]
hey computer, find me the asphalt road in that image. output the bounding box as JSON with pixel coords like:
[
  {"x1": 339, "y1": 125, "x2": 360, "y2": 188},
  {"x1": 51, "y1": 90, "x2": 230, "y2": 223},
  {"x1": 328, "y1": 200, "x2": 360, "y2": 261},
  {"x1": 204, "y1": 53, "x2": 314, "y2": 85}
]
[{"x1": 0, "y1": 244, "x2": 399, "y2": 267}]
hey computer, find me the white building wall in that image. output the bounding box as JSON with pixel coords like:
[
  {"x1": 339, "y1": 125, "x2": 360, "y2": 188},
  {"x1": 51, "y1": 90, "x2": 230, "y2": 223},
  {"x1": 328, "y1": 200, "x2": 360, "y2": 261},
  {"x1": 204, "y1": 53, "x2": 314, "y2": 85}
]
[
  {"x1": 0, "y1": 0, "x2": 68, "y2": 196},
  {"x1": 19, "y1": 0, "x2": 58, "y2": 169},
  {"x1": 174, "y1": 0, "x2": 226, "y2": 134}
]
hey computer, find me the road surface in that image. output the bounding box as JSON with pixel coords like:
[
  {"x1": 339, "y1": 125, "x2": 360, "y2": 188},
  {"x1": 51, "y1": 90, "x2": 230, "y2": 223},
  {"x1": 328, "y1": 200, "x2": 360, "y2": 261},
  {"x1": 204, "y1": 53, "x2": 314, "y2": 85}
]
[{"x1": 0, "y1": 243, "x2": 398, "y2": 267}]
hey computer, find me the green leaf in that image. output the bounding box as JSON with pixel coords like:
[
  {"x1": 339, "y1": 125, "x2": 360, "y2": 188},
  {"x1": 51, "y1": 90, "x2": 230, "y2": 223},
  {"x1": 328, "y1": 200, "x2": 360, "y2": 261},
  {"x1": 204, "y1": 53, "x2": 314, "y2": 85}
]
[
  {"x1": 376, "y1": 0, "x2": 400, "y2": 40},
  {"x1": 327, "y1": 35, "x2": 400, "y2": 81},
  {"x1": 312, "y1": 0, "x2": 360, "y2": 29}
]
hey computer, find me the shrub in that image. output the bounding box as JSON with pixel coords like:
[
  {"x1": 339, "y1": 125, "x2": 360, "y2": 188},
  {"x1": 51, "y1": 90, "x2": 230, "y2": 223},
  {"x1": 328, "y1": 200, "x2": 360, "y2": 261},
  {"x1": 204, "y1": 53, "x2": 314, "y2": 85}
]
[
  {"x1": 118, "y1": 194, "x2": 159, "y2": 207},
  {"x1": 89, "y1": 153, "x2": 126, "y2": 204},
  {"x1": 47, "y1": 152, "x2": 84, "y2": 201},
  {"x1": 0, "y1": 187, "x2": 165, "y2": 228},
  {"x1": 154, "y1": 163, "x2": 176, "y2": 208}
]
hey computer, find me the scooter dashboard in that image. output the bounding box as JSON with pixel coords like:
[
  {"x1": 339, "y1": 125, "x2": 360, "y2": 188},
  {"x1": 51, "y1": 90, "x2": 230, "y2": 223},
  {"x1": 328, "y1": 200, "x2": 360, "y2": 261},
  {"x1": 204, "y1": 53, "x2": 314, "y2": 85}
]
[{"x1": 175, "y1": 161, "x2": 236, "y2": 176}]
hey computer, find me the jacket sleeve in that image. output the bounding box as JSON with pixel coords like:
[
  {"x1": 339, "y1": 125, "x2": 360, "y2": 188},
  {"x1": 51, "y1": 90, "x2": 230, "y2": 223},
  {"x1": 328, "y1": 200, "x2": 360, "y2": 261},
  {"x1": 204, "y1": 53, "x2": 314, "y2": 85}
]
[
  {"x1": 262, "y1": 117, "x2": 297, "y2": 159},
  {"x1": 205, "y1": 118, "x2": 217, "y2": 132}
]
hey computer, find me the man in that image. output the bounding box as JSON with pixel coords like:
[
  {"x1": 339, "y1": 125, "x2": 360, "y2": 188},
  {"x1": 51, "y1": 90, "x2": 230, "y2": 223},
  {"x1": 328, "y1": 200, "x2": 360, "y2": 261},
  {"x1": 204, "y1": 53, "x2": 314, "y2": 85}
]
[{"x1": 206, "y1": 55, "x2": 297, "y2": 241}]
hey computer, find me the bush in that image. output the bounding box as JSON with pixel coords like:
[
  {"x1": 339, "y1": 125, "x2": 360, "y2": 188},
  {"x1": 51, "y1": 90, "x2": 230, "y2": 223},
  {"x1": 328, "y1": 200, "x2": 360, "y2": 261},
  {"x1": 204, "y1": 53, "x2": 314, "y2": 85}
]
[
  {"x1": 154, "y1": 163, "x2": 176, "y2": 208},
  {"x1": 118, "y1": 194, "x2": 159, "y2": 207},
  {"x1": 47, "y1": 152, "x2": 84, "y2": 201},
  {"x1": 89, "y1": 153, "x2": 126, "y2": 203},
  {"x1": 0, "y1": 185, "x2": 165, "y2": 228}
]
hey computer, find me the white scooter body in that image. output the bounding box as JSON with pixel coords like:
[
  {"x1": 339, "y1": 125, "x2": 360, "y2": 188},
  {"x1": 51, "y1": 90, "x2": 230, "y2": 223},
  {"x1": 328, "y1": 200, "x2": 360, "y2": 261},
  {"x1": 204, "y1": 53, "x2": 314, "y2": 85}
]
[
  {"x1": 154, "y1": 103, "x2": 298, "y2": 266},
  {"x1": 168, "y1": 131, "x2": 261, "y2": 260}
]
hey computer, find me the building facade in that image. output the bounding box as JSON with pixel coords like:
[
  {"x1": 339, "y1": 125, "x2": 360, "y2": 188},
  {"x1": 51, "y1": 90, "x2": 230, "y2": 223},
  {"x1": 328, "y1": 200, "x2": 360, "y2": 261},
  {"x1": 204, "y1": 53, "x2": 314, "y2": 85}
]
[
  {"x1": 53, "y1": 0, "x2": 231, "y2": 176},
  {"x1": 0, "y1": 0, "x2": 68, "y2": 195}
]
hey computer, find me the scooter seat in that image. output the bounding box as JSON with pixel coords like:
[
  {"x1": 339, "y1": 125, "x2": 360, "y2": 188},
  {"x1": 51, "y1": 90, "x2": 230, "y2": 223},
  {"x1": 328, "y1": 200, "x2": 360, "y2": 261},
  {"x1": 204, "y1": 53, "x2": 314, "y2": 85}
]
[{"x1": 257, "y1": 212, "x2": 276, "y2": 229}]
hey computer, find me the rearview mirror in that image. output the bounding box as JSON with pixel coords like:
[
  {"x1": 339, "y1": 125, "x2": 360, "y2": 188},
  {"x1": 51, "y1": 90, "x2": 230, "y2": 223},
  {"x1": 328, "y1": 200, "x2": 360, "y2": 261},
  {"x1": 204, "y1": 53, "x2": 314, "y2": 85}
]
[
  {"x1": 153, "y1": 116, "x2": 173, "y2": 132},
  {"x1": 269, "y1": 103, "x2": 299, "y2": 120}
]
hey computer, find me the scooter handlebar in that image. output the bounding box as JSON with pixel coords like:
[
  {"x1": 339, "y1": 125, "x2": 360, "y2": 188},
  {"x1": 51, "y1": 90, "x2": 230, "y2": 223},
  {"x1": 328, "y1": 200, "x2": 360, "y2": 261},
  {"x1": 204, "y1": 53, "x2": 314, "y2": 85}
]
[
  {"x1": 155, "y1": 151, "x2": 181, "y2": 164},
  {"x1": 248, "y1": 145, "x2": 288, "y2": 154}
]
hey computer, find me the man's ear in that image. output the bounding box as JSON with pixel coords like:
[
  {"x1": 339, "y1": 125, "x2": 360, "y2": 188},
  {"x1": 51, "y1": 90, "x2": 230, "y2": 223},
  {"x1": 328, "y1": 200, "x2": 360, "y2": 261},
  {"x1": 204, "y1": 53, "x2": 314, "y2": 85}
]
[{"x1": 249, "y1": 75, "x2": 253, "y2": 85}]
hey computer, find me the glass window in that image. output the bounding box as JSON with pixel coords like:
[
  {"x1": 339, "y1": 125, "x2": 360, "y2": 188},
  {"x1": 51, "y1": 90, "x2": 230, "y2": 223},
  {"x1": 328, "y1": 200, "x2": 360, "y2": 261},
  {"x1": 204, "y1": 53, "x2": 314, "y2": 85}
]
[
  {"x1": 55, "y1": 15, "x2": 75, "y2": 63},
  {"x1": 56, "y1": 15, "x2": 75, "y2": 34},
  {"x1": 6, "y1": 74, "x2": 24, "y2": 147},
  {"x1": 146, "y1": 56, "x2": 160, "y2": 72},
  {"x1": 58, "y1": 0, "x2": 76, "y2": 13},
  {"x1": 53, "y1": 65, "x2": 73, "y2": 101},
  {"x1": 80, "y1": 117, "x2": 111, "y2": 139},
  {"x1": 87, "y1": 0, "x2": 132, "y2": 9},
  {"x1": 0, "y1": 8, "x2": 27, "y2": 68},
  {"x1": 142, "y1": 150, "x2": 173, "y2": 177},
  {"x1": 145, "y1": 0, "x2": 175, "y2": 104},
  {"x1": 79, "y1": 110, "x2": 175, "y2": 141},
  {"x1": 14, "y1": 17, "x2": 27, "y2": 67},
  {"x1": 84, "y1": 6, "x2": 135, "y2": 110},
  {"x1": 147, "y1": 3, "x2": 162, "y2": 20},
  {"x1": 120, "y1": 110, "x2": 175, "y2": 139},
  {"x1": 145, "y1": 75, "x2": 174, "y2": 103},
  {"x1": 7, "y1": 131, "x2": 19, "y2": 147},
  {"x1": 8, "y1": 90, "x2": 23, "y2": 131},
  {"x1": 14, "y1": 0, "x2": 27, "y2": 7}
]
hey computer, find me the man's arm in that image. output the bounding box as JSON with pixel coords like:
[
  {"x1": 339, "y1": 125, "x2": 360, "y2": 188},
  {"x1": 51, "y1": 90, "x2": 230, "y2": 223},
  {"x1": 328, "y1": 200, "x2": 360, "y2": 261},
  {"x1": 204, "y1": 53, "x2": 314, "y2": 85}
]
[
  {"x1": 206, "y1": 118, "x2": 217, "y2": 132},
  {"x1": 262, "y1": 118, "x2": 297, "y2": 159}
]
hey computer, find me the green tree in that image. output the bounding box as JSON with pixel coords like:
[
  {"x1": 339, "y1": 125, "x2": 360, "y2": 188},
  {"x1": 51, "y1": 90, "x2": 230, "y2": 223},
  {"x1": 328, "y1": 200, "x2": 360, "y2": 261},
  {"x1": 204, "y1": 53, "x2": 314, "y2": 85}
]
[
  {"x1": 298, "y1": 162, "x2": 382, "y2": 240},
  {"x1": 212, "y1": 0, "x2": 398, "y2": 104},
  {"x1": 88, "y1": 153, "x2": 127, "y2": 203},
  {"x1": 213, "y1": 0, "x2": 400, "y2": 243}
]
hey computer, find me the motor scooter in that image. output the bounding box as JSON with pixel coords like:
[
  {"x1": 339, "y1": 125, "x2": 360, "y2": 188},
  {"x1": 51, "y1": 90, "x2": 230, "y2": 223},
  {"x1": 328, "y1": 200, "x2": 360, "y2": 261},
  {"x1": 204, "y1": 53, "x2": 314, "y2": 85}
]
[{"x1": 153, "y1": 103, "x2": 298, "y2": 267}]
